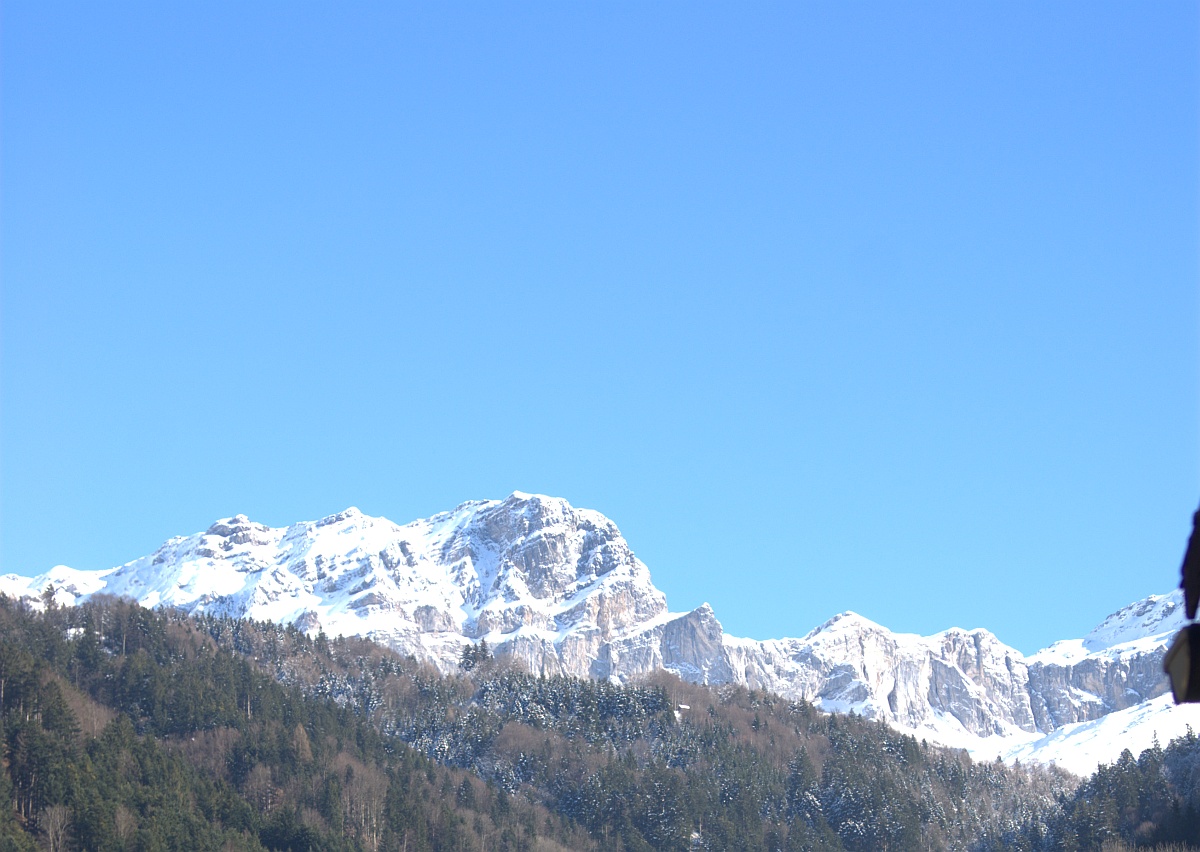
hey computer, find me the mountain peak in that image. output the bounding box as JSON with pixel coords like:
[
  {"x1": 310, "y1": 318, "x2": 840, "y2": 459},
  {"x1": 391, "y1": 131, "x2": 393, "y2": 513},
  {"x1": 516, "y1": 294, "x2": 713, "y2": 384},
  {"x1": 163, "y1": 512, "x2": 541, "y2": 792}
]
[
  {"x1": 498, "y1": 491, "x2": 574, "y2": 519},
  {"x1": 1082, "y1": 590, "x2": 1184, "y2": 652},
  {"x1": 804, "y1": 610, "x2": 881, "y2": 638},
  {"x1": 315, "y1": 507, "x2": 366, "y2": 527}
]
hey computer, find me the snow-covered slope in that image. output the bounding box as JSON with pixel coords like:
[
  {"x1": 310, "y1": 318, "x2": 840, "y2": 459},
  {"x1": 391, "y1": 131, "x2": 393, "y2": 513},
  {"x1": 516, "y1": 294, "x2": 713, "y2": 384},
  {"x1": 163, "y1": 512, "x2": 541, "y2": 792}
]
[
  {"x1": 3, "y1": 493, "x2": 1195, "y2": 776},
  {"x1": 3, "y1": 494, "x2": 670, "y2": 677},
  {"x1": 999, "y1": 693, "x2": 1195, "y2": 777},
  {"x1": 0, "y1": 564, "x2": 113, "y2": 607}
]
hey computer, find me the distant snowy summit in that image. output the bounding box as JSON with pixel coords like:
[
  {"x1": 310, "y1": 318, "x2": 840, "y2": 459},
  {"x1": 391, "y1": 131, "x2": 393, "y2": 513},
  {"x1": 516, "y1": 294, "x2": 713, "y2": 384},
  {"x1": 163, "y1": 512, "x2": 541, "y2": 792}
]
[
  {"x1": 2, "y1": 494, "x2": 676, "y2": 680},
  {"x1": 4, "y1": 492, "x2": 1196, "y2": 776}
]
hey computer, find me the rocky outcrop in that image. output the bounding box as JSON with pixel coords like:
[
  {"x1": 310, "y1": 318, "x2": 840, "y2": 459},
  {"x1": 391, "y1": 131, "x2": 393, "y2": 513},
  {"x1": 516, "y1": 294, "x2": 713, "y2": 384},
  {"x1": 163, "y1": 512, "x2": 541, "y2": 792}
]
[
  {"x1": 1025, "y1": 648, "x2": 1174, "y2": 731},
  {"x1": 710, "y1": 614, "x2": 1042, "y2": 739}
]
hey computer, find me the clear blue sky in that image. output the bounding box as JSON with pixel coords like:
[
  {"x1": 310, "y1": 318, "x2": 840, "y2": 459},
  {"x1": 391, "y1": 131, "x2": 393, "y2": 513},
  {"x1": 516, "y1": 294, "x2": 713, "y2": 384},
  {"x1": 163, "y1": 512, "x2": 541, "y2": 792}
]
[{"x1": 2, "y1": 2, "x2": 1197, "y2": 655}]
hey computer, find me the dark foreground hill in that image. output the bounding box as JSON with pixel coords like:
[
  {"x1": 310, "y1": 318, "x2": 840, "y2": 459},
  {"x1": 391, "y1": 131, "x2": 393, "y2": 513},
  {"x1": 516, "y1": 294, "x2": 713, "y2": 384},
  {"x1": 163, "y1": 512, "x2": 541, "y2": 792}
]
[{"x1": 0, "y1": 596, "x2": 1196, "y2": 851}]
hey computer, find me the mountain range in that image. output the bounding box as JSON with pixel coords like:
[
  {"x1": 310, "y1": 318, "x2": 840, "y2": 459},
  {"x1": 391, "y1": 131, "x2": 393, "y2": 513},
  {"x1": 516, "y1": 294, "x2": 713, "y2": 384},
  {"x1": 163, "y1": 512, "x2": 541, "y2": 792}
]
[{"x1": 4, "y1": 491, "x2": 1197, "y2": 776}]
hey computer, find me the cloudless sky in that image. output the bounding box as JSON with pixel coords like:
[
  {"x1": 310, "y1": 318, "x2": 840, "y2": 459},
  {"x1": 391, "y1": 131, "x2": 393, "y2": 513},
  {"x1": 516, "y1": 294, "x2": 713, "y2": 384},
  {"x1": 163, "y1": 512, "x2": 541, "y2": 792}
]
[{"x1": 2, "y1": 2, "x2": 1197, "y2": 655}]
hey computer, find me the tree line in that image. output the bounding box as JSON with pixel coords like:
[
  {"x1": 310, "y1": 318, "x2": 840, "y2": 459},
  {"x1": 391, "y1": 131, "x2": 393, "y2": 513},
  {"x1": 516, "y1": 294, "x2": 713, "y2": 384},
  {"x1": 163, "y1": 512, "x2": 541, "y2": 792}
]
[{"x1": 0, "y1": 594, "x2": 1197, "y2": 850}]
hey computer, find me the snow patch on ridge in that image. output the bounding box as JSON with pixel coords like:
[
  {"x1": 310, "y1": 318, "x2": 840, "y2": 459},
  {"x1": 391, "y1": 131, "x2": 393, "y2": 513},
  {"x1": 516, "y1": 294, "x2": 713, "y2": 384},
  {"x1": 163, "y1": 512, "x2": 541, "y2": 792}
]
[{"x1": 0, "y1": 565, "x2": 115, "y2": 608}]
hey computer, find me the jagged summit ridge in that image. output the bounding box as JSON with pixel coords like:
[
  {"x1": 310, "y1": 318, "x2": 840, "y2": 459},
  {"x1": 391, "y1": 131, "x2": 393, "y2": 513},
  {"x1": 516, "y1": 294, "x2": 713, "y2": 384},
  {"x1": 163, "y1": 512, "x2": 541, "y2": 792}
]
[
  {"x1": 3, "y1": 493, "x2": 670, "y2": 679},
  {"x1": 3, "y1": 492, "x2": 1197, "y2": 776}
]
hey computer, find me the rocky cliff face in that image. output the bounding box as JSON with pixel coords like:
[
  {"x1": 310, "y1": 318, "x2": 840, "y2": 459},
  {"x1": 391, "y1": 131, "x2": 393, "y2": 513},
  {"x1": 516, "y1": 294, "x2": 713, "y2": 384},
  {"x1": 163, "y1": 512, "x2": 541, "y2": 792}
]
[
  {"x1": 715, "y1": 615, "x2": 1042, "y2": 739},
  {"x1": 2, "y1": 493, "x2": 1191, "y2": 774},
  {"x1": 1020, "y1": 593, "x2": 1182, "y2": 731}
]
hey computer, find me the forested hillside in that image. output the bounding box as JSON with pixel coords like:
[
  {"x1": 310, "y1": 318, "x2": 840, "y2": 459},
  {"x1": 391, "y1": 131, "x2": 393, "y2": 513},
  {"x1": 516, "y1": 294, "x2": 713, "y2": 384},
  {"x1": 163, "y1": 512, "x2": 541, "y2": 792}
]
[
  {"x1": 0, "y1": 595, "x2": 589, "y2": 851},
  {"x1": 0, "y1": 595, "x2": 1196, "y2": 850}
]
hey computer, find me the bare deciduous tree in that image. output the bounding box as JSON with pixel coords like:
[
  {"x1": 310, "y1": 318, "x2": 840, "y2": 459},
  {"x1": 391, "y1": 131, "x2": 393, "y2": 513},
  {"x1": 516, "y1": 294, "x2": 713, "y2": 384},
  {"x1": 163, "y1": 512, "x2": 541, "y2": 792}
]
[
  {"x1": 39, "y1": 804, "x2": 71, "y2": 852},
  {"x1": 244, "y1": 763, "x2": 278, "y2": 813},
  {"x1": 338, "y1": 756, "x2": 388, "y2": 852},
  {"x1": 113, "y1": 804, "x2": 136, "y2": 847}
]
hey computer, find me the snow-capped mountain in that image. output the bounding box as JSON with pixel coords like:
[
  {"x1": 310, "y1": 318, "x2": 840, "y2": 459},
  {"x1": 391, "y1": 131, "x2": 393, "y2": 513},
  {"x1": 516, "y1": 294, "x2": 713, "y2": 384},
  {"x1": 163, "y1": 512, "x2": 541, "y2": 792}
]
[
  {"x1": 1, "y1": 494, "x2": 670, "y2": 677},
  {"x1": 3, "y1": 492, "x2": 1196, "y2": 776}
]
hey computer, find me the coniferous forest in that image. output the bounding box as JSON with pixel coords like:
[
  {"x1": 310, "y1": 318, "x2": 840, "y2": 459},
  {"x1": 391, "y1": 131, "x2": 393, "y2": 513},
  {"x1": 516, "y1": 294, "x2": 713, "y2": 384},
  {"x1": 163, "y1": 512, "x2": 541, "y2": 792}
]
[{"x1": 0, "y1": 595, "x2": 1197, "y2": 851}]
